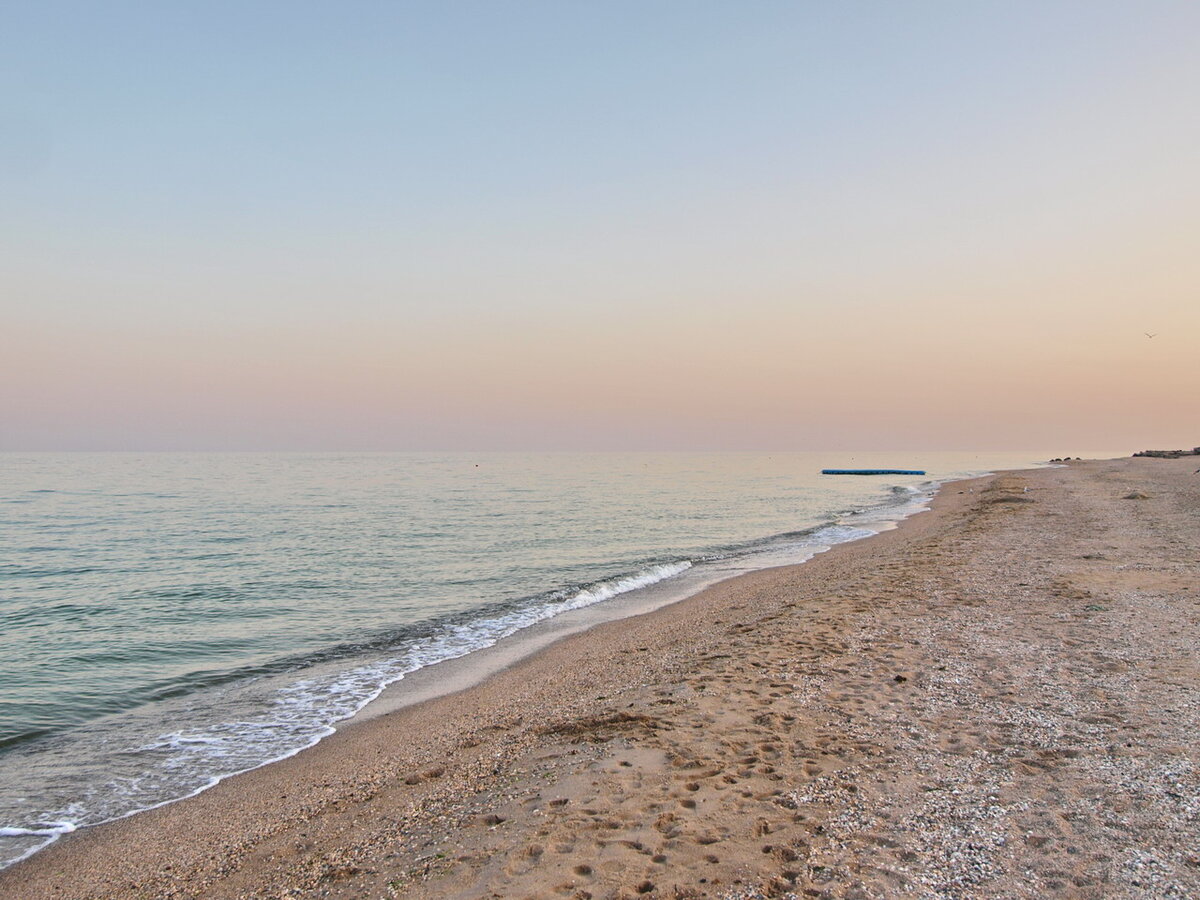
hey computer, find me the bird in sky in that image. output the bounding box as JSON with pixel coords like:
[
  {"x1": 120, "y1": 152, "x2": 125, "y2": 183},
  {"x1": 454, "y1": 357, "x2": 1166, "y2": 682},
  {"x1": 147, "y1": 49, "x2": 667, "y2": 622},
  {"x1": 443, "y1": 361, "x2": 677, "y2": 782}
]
[{"x1": 1145, "y1": 332, "x2": 1157, "y2": 338}]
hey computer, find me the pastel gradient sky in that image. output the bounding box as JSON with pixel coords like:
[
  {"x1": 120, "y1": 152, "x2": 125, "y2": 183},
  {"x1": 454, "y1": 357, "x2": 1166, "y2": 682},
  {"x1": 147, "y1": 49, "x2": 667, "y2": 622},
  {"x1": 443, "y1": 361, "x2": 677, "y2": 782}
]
[{"x1": 3, "y1": 2, "x2": 1198, "y2": 450}]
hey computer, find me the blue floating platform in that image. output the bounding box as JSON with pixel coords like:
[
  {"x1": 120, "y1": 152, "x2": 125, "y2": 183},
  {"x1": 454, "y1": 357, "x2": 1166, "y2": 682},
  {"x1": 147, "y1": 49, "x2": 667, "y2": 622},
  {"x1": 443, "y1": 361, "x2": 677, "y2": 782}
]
[{"x1": 821, "y1": 469, "x2": 926, "y2": 475}]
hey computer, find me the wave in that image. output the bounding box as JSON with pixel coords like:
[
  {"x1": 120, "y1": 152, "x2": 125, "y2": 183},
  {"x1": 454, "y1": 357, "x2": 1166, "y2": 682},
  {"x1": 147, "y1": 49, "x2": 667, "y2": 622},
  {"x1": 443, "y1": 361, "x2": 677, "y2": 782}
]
[
  {"x1": 0, "y1": 823, "x2": 76, "y2": 838},
  {"x1": 0, "y1": 821, "x2": 76, "y2": 869},
  {"x1": 0, "y1": 558, "x2": 698, "y2": 868}
]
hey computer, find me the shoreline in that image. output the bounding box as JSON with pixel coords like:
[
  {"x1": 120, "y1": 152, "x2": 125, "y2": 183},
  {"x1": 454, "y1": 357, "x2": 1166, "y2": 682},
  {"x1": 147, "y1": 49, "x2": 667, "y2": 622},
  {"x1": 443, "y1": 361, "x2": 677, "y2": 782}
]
[
  {"x1": 345, "y1": 481, "x2": 935, "y2": 726},
  {"x1": 0, "y1": 468, "x2": 943, "y2": 871},
  {"x1": 0, "y1": 467, "x2": 992, "y2": 891},
  {"x1": 6, "y1": 456, "x2": 1197, "y2": 899}
]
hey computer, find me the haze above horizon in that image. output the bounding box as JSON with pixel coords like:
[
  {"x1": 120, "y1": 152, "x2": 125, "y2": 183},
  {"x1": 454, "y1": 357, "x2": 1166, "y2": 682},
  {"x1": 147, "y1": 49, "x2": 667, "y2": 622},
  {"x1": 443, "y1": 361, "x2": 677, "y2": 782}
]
[{"x1": 3, "y1": 2, "x2": 1198, "y2": 451}]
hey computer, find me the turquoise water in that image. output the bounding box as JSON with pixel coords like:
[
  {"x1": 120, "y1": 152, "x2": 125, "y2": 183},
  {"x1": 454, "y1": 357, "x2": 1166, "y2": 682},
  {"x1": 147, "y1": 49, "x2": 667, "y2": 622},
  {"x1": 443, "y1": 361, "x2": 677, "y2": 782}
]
[{"x1": 0, "y1": 451, "x2": 1067, "y2": 866}]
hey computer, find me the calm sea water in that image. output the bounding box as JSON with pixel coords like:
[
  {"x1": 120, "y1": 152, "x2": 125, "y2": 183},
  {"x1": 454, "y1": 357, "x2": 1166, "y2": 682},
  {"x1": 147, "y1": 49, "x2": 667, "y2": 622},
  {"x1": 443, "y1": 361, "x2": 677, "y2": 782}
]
[{"x1": 0, "y1": 450, "x2": 1070, "y2": 866}]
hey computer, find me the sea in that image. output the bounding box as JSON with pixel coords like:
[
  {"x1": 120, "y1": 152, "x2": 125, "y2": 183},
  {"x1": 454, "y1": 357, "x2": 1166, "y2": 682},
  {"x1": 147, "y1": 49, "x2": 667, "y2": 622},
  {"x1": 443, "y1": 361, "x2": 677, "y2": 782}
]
[{"x1": 0, "y1": 450, "x2": 1088, "y2": 867}]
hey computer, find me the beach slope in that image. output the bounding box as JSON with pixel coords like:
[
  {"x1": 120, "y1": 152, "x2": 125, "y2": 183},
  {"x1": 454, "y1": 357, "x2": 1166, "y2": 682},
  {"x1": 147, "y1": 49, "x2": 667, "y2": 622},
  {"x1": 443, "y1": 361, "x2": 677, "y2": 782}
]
[{"x1": 4, "y1": 457, "x2": 1198, "y2": 899}]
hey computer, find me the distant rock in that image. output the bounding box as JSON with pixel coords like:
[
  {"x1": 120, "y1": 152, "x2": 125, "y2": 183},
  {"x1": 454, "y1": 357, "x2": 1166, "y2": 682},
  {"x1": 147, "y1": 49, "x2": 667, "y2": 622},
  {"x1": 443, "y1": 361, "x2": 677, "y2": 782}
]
[{"x1": 1132, "y1": 448, "x2": 1200, "y2": 458}]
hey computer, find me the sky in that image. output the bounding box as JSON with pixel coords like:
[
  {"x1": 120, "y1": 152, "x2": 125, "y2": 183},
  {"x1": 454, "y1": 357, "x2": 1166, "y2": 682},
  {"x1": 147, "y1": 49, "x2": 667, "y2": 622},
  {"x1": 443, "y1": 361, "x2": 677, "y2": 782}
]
[{"x1": 2, "y1": 1, "x2": 1198, "y2": 451}]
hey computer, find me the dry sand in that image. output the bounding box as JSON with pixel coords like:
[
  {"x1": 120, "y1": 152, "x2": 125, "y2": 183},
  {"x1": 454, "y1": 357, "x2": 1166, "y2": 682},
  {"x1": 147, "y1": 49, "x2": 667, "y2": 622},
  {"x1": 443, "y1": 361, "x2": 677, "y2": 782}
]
[{"x1": 3, "y1": 456, "x2": 1198, "y2": 899}]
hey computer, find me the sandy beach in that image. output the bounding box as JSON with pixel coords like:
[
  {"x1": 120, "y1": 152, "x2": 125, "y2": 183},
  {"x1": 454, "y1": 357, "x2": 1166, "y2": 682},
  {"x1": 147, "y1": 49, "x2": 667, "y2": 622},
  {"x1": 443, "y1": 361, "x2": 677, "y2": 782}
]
[{"x1": 4, "y1": 455, "x2": 1198, "y2": 899}]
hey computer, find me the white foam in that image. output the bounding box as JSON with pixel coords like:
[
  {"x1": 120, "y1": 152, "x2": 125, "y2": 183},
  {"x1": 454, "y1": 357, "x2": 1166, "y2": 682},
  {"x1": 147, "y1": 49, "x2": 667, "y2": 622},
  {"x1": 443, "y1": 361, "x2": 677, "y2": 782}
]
[{"x1": 0, "y1": 822, "x2": 75, "y2": 837}]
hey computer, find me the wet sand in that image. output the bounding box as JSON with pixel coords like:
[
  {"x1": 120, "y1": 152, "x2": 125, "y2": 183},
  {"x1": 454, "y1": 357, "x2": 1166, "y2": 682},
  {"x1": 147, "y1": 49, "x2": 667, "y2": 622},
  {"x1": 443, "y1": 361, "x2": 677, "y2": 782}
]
[{"x1": 4, "y1": 456, "x2": 1198, "y2": 899}]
